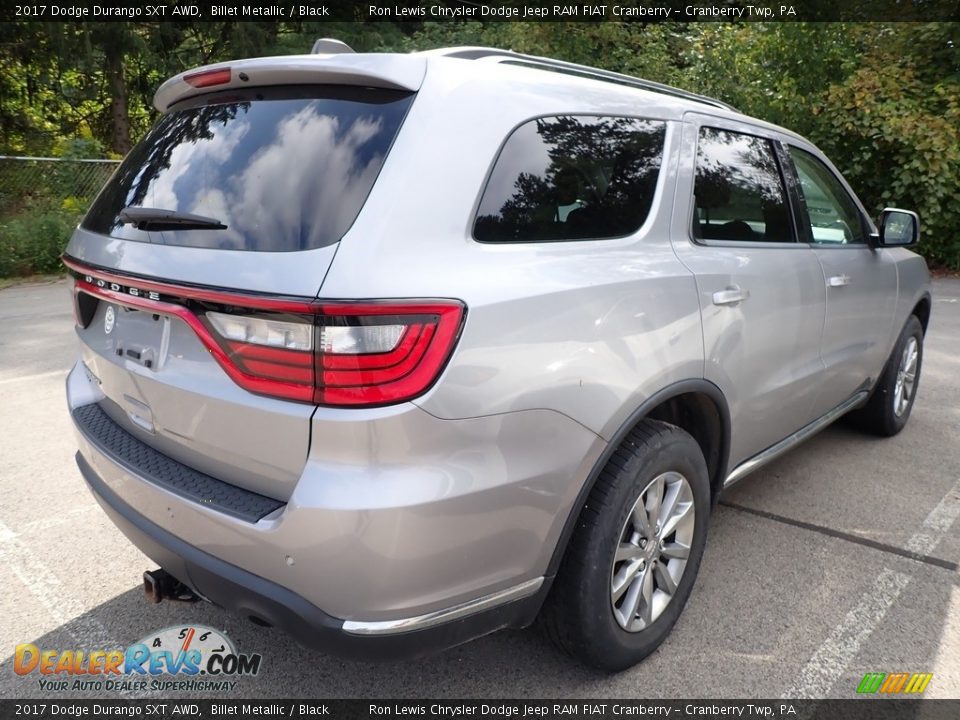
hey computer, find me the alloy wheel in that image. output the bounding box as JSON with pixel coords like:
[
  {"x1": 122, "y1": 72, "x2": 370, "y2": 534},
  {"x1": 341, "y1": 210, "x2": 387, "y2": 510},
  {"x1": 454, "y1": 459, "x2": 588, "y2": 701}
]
[
  {"x1": 893, "y1": 336, "x2": 919, "y2": 417},
  {"x1": 611, "y1": 471, "x2": 696, "y2": 632}
]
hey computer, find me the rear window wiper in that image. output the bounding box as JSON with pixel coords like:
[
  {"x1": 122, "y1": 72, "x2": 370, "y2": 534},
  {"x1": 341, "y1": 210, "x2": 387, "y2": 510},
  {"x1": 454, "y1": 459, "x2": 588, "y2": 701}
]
[{"x1": 119, "y1": 207, "x2": 227, "y2": 231}]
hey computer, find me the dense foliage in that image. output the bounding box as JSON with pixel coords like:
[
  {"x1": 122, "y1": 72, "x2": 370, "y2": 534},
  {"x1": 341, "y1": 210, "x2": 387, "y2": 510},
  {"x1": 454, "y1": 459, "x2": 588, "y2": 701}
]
[{"x1": 0, "y1": 20, "x2": 957, "y2": 275}]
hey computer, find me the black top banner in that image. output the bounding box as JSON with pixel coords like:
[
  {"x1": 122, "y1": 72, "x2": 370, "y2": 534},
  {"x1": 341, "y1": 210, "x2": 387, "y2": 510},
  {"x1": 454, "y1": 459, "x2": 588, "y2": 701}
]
[
  {"x1": 4, "y1": 700, "x2": 960, "y2": 720},
  {"x1": 4, "y1": 0, "x2": 960, "y2": 23}
]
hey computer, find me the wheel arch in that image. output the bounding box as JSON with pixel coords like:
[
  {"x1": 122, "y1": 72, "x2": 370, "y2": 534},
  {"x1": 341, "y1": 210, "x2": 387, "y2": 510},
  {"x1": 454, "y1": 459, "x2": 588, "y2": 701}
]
[
  {"x1": 544, "y1": 379, "x2": 730, "y2": 578},
  {"x1": 912, "y1": 293, "x2": 931, "y2": 335}
]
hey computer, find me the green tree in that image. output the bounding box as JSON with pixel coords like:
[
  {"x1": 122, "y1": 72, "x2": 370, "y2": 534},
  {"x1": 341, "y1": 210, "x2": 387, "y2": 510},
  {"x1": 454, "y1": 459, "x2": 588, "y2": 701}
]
[
  {"x1": 814, "y1": 24, "x2": 960, "y2": 266},
  {"x1": 2, "y1": 19, "x2": 958, "y2": 271}
]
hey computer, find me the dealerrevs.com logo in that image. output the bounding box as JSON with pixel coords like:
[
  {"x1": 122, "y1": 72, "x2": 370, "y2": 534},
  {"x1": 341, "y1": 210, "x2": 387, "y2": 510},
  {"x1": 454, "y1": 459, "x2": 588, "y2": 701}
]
[{"x1": 14, "y1": 625, "x2": 262, "y2": 693}]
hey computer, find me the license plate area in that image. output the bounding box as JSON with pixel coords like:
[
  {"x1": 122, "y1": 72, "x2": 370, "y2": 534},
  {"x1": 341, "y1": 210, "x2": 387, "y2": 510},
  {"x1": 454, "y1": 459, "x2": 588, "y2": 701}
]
[{"x1": 91, "y1": 301, "x2": 170, "y2": 371}]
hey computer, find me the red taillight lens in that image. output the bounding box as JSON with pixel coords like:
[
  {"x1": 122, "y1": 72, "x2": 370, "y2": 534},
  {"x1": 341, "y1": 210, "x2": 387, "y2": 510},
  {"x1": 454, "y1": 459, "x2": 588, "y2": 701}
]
[
  {"x1": 65, "y1": 261, "x2": 465, "y2": 408},
  {"x1": 225, "y1": 342, "x2": 315, "y2": 385},
  {"x1": 184, "y1": 67, "x2": 231, "y2": 88},
  {"x1": 205, "y1": 303, "x2": 463, "y2": 406},
  {"x1": 315, "y1": 304, "x2": 463, "y2": 406},
  {"x1": 207, "y1": 311, "x2": 316, "y2": 396}
]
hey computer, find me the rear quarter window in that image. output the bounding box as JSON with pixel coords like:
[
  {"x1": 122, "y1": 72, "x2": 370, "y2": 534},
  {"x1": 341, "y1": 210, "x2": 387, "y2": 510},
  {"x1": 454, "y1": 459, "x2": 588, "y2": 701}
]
[
  {"x1": 83, "y1": 86, "x2": 413, "y2": 252},
  {"x1": 474, "y1": 115, "x2": 666, "y2": 243}
]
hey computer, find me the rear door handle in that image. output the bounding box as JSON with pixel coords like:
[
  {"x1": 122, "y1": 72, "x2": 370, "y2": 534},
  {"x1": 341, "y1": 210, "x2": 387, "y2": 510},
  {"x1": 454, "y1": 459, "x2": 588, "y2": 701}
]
[
  {"x1": 827, "y1": 274, "x2": 851, "y2": 287},
  {"x1": 712, "y1": 286, "x2": 749, "y2": 306}
]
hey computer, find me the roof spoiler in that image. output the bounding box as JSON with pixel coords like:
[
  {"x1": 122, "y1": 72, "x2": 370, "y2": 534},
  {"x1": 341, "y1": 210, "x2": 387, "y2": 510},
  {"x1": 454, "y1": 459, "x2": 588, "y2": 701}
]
[{"x1": 153, "y1": 53, "x2": 425, "y2": 112}]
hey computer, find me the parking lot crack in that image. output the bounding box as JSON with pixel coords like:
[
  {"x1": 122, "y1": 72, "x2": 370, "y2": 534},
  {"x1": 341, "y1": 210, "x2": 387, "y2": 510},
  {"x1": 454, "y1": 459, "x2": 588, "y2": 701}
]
[{"x1": 719, "y1": 499, "x2": 959, "y2": 573}]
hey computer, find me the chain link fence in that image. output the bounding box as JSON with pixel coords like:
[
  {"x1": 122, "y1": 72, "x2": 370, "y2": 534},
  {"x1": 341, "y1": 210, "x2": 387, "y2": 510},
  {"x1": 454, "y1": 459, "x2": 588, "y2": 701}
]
[
  {"x1": 0, "y1": 155, "x2": 119, "y2": 216},
  {"x1": 0, "y1": 155, "x2": 119, "y2": 277}
]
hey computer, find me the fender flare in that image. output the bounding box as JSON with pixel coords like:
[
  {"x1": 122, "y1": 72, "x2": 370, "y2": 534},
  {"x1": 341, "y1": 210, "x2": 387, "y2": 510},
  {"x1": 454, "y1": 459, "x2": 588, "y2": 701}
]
[{"x1": 544, "y1": 378, "x2": 731, "y2": 579}]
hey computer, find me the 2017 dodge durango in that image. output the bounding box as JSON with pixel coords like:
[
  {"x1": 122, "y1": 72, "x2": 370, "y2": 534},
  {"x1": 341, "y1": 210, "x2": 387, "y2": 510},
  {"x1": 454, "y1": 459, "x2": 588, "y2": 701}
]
[{"x1": 65, "y1": 43, "x2": 931, "y2": 670}]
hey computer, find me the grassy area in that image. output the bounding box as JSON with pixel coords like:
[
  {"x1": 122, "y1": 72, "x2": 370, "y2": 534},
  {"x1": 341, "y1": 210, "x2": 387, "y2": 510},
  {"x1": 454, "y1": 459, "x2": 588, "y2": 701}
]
[
  {"x1": 0, "y1": 155, "x2": 115, "y2": 279},
  {"x1": 0, "y1": 198, "x2": 82, "y2": 279}
]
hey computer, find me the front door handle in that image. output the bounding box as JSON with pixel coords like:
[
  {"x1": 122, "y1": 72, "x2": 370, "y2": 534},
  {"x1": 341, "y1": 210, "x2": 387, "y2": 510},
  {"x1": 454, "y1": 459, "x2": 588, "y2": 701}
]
[
  {"x1": 827, "y1": 274, "x2": 851, "y2": 287},
  {"x1": 712, "y1": 286, "x2": 749, "y2": 306}
]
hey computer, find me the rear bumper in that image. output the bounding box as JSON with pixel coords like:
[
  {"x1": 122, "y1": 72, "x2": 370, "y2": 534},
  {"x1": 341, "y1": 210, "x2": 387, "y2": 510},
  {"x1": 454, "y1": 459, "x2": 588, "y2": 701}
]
[
  {"x1": 67, "y1": 359, "x2": 603, "y2": 657},
  {"x1": 77, "y1": 452, "x2": 547, "y2": 660}
]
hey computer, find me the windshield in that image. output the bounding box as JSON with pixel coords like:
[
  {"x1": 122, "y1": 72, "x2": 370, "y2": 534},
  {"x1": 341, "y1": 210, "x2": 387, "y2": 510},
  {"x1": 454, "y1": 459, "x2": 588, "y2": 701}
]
[{"x1": 83, "y1": 85, "x2": 413, "y2": 252}]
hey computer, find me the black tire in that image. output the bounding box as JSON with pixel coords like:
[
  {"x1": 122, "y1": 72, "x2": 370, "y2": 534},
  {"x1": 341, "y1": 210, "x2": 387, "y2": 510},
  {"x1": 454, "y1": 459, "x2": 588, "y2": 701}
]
[
  {"x1": 539, "y1": 419, "x2": 710, "y2": 671},
  {"x1": 846, "y1": 315, "x2": 924, "y2": 437}
]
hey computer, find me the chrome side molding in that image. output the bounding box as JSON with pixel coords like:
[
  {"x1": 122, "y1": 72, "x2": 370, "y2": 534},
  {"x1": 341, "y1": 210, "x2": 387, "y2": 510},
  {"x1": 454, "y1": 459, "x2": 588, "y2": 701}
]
[
  {"x1": 724, "y1": 390, "x2": 869, "y2": 488},
  {"x1": 341, "y1": 577, "x2": 544, "y2": 636}
]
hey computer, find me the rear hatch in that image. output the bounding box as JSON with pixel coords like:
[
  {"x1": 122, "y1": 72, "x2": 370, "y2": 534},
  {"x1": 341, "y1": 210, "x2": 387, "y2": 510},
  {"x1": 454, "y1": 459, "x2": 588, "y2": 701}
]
[{"x1": 66, "y1": 59, "x2": 418, "y2": 501}]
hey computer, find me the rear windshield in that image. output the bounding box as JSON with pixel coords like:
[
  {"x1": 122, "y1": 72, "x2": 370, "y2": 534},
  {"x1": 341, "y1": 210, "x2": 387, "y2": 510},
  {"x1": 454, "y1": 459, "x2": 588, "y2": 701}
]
[{"x1": 83, "y1": 86, "x2": 413, "y2": 252}]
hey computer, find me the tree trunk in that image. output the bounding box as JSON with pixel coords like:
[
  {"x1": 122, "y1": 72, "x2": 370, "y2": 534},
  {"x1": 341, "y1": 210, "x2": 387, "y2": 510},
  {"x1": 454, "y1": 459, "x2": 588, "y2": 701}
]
[{"x1": 105, "y1": 48, "x2": 131, "y2": 155}]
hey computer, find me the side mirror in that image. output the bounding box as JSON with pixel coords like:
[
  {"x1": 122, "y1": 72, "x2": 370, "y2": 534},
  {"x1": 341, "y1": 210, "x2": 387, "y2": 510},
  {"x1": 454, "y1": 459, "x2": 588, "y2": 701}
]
[{"x1": 877, "y1": 208, "x2": 920, "y2": 247}]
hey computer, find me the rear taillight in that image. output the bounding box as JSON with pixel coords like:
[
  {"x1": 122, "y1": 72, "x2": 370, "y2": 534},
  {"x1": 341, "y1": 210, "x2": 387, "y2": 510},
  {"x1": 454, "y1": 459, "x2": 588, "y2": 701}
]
[
  {"x1": 315, "y1": 303, "x2": 462, "y2": 406},
  {"x1": 206, "y1": 311, "x2": 318, "y2": 400},
  {"x1": 202, "y1": 303, "x2": 464, "y2": 406},
  {"x1": 65, "y1": 260, "x2": 465, "y2": 408}
]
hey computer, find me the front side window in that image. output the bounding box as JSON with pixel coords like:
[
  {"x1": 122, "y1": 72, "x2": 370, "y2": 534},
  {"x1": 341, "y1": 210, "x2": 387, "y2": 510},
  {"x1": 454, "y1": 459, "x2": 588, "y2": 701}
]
[
  {"x1": 693, "y1": 127, "x2": 793, "y2": 243},
  {"x1": 474, "y1": 115, "x2": 666, "y2": 243},
  {"x1": 788, "y1": 147, "x2": 866, "y2": 245}
]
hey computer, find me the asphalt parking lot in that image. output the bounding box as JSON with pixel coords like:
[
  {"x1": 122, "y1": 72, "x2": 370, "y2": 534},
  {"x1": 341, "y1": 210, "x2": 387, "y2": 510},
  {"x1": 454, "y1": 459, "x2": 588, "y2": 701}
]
[{"x1": 1, "y1": 277, "x2": 958, "y2": 700}]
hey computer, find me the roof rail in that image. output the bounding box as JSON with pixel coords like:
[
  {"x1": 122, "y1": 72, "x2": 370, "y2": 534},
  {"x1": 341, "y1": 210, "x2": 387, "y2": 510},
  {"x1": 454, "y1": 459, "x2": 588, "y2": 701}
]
[{"x1": 429, "y1": 47, "x2": 736, "y2": 112}]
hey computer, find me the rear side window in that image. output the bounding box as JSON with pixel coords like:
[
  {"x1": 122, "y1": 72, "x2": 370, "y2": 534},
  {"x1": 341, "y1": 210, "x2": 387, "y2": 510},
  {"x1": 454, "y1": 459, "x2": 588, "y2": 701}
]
[
  {"x1": 83, "y1": 86, "x2": 413, "y2": 252},
  {"x1": 693, "y1": 127, "x2": 794, "y2": 243},
  {"x1": 474, "y1": 116, "x2": 666, "y2": 243}
]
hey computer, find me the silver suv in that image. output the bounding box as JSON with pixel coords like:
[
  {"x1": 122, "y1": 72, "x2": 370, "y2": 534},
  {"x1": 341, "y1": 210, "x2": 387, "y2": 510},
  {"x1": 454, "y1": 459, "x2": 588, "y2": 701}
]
[{"x1": 65, "y1": 44, "x2": 931, "y2": 670}]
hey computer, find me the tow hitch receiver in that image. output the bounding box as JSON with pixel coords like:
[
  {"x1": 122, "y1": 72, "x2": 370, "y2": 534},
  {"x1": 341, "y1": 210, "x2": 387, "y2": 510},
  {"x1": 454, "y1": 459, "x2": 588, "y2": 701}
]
[{"x1": 143, "y1": 568, "x2": 199, "y2": 603}]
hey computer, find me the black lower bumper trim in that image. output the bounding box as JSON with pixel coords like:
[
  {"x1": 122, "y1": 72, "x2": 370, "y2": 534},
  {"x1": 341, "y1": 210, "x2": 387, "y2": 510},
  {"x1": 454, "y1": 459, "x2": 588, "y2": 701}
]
[
  {"x1": 73, "y1": 403, "x2": 284, "y2": 523},
  {"x1": 76, "y1": 452, "x2": 547, "y2": 660}
]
